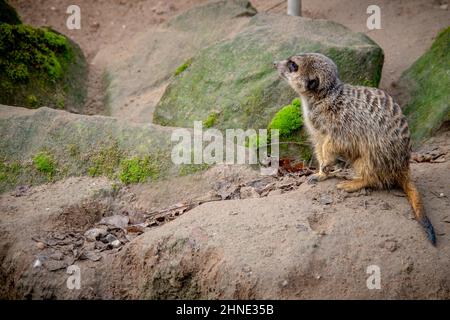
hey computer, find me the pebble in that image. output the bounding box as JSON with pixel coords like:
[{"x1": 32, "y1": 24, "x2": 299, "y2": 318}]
[
  {"x1": 84, "y1": 228, "x2": 108, "y2": 242},
  {"x1": 319, "y1": 193, "x2": 332, "y2": 205},
  {"x1": 33, "y1": 259, "x2": 42, "y2": 268},
  {"x1": 105, "y1": 234, "x2": 118, "y2": 243},
  {"x1": 111, "y1": 240, "x2": 121, "y2": 248},
  {"x1": 36, "y1": 242, "x2": 46, "y2": 250}
]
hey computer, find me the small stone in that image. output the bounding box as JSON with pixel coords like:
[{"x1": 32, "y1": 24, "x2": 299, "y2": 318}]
[
  {"x1": 36, "y1": 242, "x2": 46, "y2": 250},
  {"x1": 84, "y1": 228, "x2": 108, "y2": 242},
  {"x1": 281, "y1": 280, "x2": 288, "y2": 287},
  {"x1": 439, "y1": 193, "x2": 445, "y2": 198},
  {"x1": 319, "y1": 193, "x2": 332, "y2": 205},
  {"x1": 440, "y1": 4, "x2": 448, "y2": 10},
  {"x1": 33, "y1": 259, "x2": 42, "y2": 268},
  {"x1": 105, "y1": 234, "x2": 118, "y2": 243},
  {"x1": 111, "y1": 240, "x2": 121, "y2": 248}
]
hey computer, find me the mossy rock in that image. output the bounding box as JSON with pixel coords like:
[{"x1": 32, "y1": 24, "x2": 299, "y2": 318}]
[
  {"x1": 397, "y1": 27, "x2": 450, "y2": 144},
  {"x1": 154, "y1": 13, "x2": 383, "y2": 130},
  {"x1": 0, "y1": 0, "x2": 21, "y2": 25},
  {"x1": 0, "y1": 24, "x2": 87, "y2": 112},
  {"x1": 102, "y1": 0, "x2": 256, "y2": 119},
  {"x1": 0, "y1": 106, "x2": 183, "y2": 192}
]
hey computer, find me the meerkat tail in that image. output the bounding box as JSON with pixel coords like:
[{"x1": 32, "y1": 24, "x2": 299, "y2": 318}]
[{"x1": 400, "y1": 176, "x2": 436, "y2": 245}]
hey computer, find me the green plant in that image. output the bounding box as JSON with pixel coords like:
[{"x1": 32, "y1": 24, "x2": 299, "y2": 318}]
[
  {"x1": 203, "y1": 112, "x2": 218, "y2": 128},
  {"x1": 0, "y1": 23, "x2": 82, "y2": 109},
  {"x1": 26, "y1": 94, "x2": 38, "y2": 108},
  {"x1": 33, "y1": 152, "x2": 55, "y2": 176},
  {"x1": 268, "y1": 98, "x2": 303, "y2": 138},
  {"x1": 174, "y1": 58, "x2": 193, "y2": 76},
  {"x1": 119, "y1": 156, "x2": 161, "y2": 184}
]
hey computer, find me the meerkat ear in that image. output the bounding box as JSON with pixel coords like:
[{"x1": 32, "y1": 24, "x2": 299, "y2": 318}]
[{"x1": 306, "y1": 78, "x2": 319, "y2": 91}]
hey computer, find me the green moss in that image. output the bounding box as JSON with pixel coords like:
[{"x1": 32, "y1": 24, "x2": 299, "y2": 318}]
[
  {"x1": 0, "y1": 0, "x2": 21, "y2": 25},
  {"x1": 87, "y1": 142, "x2": 123, "y2": 179},
  {"x1": 268, "y1": 98, "x2": 302, "y2": 138},
  {"x1": 0, "y1": 23, "x2": 87, "y2": 110},
  {"x1": 26, "y1": 94, "x2": 38, "y2": 108},
  {"x1": 119, "y1": 156, "x2": 162, "y2": 184},
  {"x1": 401, "y1": 27, "x2": 450, "y2": 143},
  {"x1": 203, "y1": 112, "x2": 218, "y2": 128},
  {"x1": 174, "y1": 58, "x2": 193, "y2": 76},
  {"x1": 33, "y1": 152, "x2": 55, "y2": 176}
]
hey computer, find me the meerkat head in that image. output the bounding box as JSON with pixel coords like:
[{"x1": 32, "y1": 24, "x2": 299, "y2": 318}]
[{"x1": 273, "y1": 53, "x2": 341, "y2": 98}]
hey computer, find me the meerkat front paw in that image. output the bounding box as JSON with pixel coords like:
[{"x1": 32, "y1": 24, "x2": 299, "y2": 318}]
[{"x1": 307, "y1": 172, "x2": 329, "y2": 184}]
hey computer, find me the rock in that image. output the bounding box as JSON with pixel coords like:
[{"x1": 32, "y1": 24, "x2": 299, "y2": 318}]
[
  {"x1": 397, "y1": 27, "x2": 450, "y2": 143},
  {"x1": 154, "y1": 13, "x2": 383, "y2": 130},
  {"x1": 0, "y1": 106, "x2": 179, "y2": 193},
  {"x1": 33, "y1": 259, "x2": 42, "y2": 268},
  {"x1": 110, "y1": 240, "x2": 121, "y2": 248},
  {"x1": 44, "y1": 260, "x2": 67, "y2": 272},
  {"x1": 104, "y1": 234, "x2": 118, "y2": 243},
  {"x1": 0, "y1": 24, "x2": 87, "y2": 111},
  {"x1": 35, "y1": 242, "x2": 46, "y2": 250},
  {"x1": 239, "y1": 186, "x2": 260, "y2": 199},
  {"x1": 100, "y1": 215, "x2": 129, "y2": 229},
  {"x1": 319, "y1": 193, "x2": 333, "y2": 205},
  {"x1": 84, "y1": 228, "x2": 108, "y2": 242},
  {"x1": 99, "y1": 0, "x2": 257, "y2": 122},
  {"x1": 81, "y1": 251, "x2": 102, "y2": 262}
]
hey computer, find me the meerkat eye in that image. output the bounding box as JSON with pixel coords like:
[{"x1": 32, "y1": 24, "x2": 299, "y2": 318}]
[{"x1": 287, "y1": 60, "x2": 298, "y2": 73}]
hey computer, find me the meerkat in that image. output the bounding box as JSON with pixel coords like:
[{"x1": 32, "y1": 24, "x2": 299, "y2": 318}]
[{"x1": 274, "y1": 53, "x2": 436, "y2": 245}]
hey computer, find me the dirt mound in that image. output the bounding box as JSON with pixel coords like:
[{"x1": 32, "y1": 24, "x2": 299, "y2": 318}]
[{"x1": 0, "y1": 136, "x2": 449, "y2": 299}]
